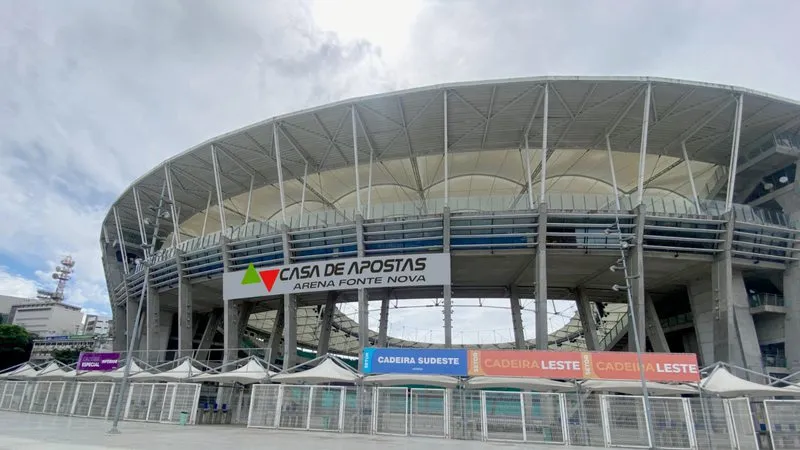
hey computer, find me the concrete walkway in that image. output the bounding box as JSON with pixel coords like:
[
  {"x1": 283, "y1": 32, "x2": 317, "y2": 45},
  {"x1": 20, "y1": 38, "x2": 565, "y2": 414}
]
[{"x1": 0, "y1": 412, "x2": 618, "y2": 450}]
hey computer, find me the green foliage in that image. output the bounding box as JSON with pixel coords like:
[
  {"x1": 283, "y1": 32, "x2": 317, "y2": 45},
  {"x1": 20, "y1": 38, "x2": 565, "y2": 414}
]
[
  {"x1": 51, "y1": 347, "x2": 93, "y2": 366},
  {"x1": 0, "y1": 324, "x2": 34, "y2": 371}
]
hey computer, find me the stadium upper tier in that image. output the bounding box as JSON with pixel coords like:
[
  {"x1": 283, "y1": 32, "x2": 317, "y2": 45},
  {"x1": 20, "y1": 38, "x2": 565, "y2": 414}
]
[{"x1": 105, "y1": 76, "x2": 800, "y2": 246}]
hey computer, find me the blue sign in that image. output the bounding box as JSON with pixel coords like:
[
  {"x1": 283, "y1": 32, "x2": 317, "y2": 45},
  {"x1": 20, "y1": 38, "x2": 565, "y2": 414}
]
[{"x1": 362, "y1": 347, "x2": 468, "y2": 376}]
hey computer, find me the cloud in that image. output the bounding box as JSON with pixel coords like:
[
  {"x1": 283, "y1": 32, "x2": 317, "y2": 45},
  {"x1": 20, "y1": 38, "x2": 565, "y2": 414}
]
[{"x1": 0, "y1": 267, "x2": 40, "y2": 298}]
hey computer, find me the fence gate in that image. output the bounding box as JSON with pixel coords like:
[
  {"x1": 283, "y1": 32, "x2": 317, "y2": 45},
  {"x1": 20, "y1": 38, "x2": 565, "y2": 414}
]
[
  {"x1": 41, "y1": 381, "x2": 66, "y2": 415},
  {"x1": 159, "y1": 383, "x2": 201, "y2": 425},
  {"x1": 410, "y1": 388, "x2": 447, "y2": 438},
  {"x1": 374, "y1": 387, "x2": 408, "y2": 436},
  {"x1": 689, "y1": 397, "x2": 733, "y2": 450},
  {"x1": 278, "y1": 385, "x2": 312, "y2": 430},
  {"x1": 648, "y1": 396, "x2": 694, "y2": 450},
  {"x1": 522, "y1": 392, "x2": 567, "y2": 444},
  {"x1": 482, "y1": 391, "x2": 524, "y2": 442},
  {"x1": 308, "y1": 386, "x2": 344, "y2": 432},
  {"x1": 763, "y1": 400, "x2": 800, "y2": 450},
  {"x1": 343, "y1": 386, "x2": 374, "y2": 435},
  {"x1": 448, "y1": 389, "x2": 482, "y2": 441},
  {"x1": 247, "y1": 384, "x2": 281, "y2": 428},
  {"x1": 727, "y1": 398, "x2": 758, "y2": 450},
  {"x1": 601, "y1": 395, "x2": 651, "y2": 448}
]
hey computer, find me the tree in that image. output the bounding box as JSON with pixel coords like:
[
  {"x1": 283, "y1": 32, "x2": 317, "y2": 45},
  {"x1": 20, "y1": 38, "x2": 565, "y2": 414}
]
[
  {"x1": 51, "y1": 347, "x2": 93, "y2": 366},
  {"x1": 0, "y1": 324, "x2": 34, "y2": 371}
]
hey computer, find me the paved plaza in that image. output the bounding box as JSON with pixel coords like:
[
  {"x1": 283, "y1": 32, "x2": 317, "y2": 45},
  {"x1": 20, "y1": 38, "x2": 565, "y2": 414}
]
[{"x1": 0, "y1": 412, "x2": 620, "y2": 450}]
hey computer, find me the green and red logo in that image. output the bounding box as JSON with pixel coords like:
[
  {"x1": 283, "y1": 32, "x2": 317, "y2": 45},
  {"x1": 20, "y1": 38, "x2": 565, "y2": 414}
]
[{"x1": 241, "y1": 263, "x2": 280, "y2": 292}]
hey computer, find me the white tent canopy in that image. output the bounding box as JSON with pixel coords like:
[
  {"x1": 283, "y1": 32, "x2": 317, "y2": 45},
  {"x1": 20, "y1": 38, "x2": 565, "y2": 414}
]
[
  {"x1": 363, "y1": 374, "x2": 459, "y2": 389},
  {"x1": 271, "y1": 358, "x2": 360, "y2": 385},
  {"x1": 581, "y1": 379, "x2": 698, "y2": 396},
  {"x1": 193, "y1": 359, "x2": 275, "y2": 385},
  {"x1": 467, "y1": 376, "x2": 575, "y2": 392},
  {"x1": 35, "y1": 362, "x2": 70, "y2": 381},
  {"x1": 79, "y1": 360, "x2": 146, "y2": 380},
  {"x1": 0, "y1": 363, "x2": 39, "y2": 379},
  {"x1": 131, "y1": 359, "x2": 203, "y2": 382},
  {"x1": 701, "y1": 367, "x2": 800, "y2": 398}
]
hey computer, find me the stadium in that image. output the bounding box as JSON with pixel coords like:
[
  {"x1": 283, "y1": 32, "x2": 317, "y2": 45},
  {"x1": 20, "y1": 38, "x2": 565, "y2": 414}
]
[
  {"x1": 3, "y1": 75, "x2": 800, "y2": 449},
  {"x1": 100, "y1": 76, "x2": 800, "y2": 377}
]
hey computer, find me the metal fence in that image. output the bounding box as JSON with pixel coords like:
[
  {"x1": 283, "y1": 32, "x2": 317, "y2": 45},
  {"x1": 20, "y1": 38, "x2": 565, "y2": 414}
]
[
  {"x1": 7, "y1": 379, "x2": 800, "y2": 450},
  {"x1": 244, "y1": 385, "x2": 772, "y2": 449}
]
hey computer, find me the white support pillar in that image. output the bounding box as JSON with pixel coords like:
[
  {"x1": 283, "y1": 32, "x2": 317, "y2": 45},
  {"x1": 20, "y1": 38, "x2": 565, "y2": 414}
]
[
  {"x1": 164, "y1": 165, "x2": 182, "y2": 245},
  {"x1": 131, "y1": 187, "x2": 148, "y2": 247},
  {"x1": 606, "y1": 135, "x2": 622, "y2": 210},
  {"x1": 300, "y1": 163, "x2": 308, "y2": 224},
  {"x1": 273, "y1": 122, "x2": 287, "y2": 225},
  {"x1": 356, "y1": 214, "x2": 369, "y2": 369},
  {"x1": 525, "y1": 135, "x2": 534, "y2": 209},
  {"x1": 145, "y1": 285, "x2": 161, "y2": 365},
  {"x1": 210, "y1": 144, "x2": 227, "y2": 232},
  {"x1": 201, "y1": 191, "x2": 212, "y2": 237},
  {"x1": 539, "y1": 83, "x2": 549, "y2": 204},
  {"x1": 280, "y1": 226, "x2": 297, "y2": 369},
  {"x1": 681, "y1": 141, "x2": 703, "y2": 214},
  {"x1": 245, "y1": 174, "x2": 254, "y2": 225},
  {"x1": 444, "y1": 89, "x2": 449, "y2": 206},
  {"x1": 535, "y1": 203, "x2": 548, "y2": 349},
  {"x1": 443, "y1": 207, "x2": 452, "y2": 347},
  {"x1": 367, "y1": 150, "x2": 373, "y2": 218},
  {"x1": 112, "y1": 206, "x2": 129, "y2": 274},
  {"x1": 176, "y1": 252, "x2": 193, "y2": 358},
  {"x1": 636, "y1": 83, "x2": 652, "y2": 206},
  {"x1": 267, "y1": 306, "x2": 284, "y2": 365},
  {"x1": 725, "y1": 94, "x2": 745, "y2": 212},
  {"x1": 352, "y1": 105, "x2": 362, "y2": 215}
]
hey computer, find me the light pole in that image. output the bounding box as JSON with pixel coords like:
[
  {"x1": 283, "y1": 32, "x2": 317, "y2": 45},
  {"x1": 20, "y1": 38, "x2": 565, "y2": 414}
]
[{"x1": 607, "y1": 219, "x2": 656, "y2": 449}]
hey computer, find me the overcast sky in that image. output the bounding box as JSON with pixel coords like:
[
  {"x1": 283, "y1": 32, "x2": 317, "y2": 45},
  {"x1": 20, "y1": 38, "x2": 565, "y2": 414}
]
[{"x1": 1, "y1": 0, "x2": 798, "y2": 342}]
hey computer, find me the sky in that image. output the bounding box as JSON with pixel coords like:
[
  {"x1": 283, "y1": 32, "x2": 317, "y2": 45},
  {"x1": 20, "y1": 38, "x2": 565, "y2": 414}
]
[{"x1": 1, "y1": 0, "x2": 799, "y2": 340}]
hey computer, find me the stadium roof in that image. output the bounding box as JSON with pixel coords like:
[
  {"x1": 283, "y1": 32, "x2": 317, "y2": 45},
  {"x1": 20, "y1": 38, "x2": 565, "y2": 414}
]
[{"x1": 104, "y1": 76, "x2": 800, "y2": 250}]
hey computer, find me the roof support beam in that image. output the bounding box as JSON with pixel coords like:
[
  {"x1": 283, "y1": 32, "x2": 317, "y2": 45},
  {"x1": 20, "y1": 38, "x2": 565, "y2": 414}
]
[
  {"x1": 164, "y1": 164, "x2": 182, "y2": 245},
  {"x1": 210, "y1": 144, "x2": 228, "y2": 232},
  {"x1": 273, "y1": 123, "x2": 288, "y2": 225},
  {"x1": 635, "y1": 83, "x2": 653, "y2": 206},
  {"x1": 725, "y1": 94, "x2": 745, "y2": 212},
  {"x1": 540, "y1": 83, "x2": 550, "y2": 204},
  {"x1": 314, "y1": 111, "x2": 350, "y2": 168},
  {"x1": 480, "y1": 86, "x2": 497, "y2": 149},
  {"x1": 552, "y1": 83, "x2": 597, "y2": 148},
  {"x1": 396, "y1": 96, "x2": 427, "y2": 210},
  {"x1": 352, "y1": 105, "x2": 362, "y2": 215},
  {"x1": 112, "y1": 206, "x2": 130, "y2": 274}
]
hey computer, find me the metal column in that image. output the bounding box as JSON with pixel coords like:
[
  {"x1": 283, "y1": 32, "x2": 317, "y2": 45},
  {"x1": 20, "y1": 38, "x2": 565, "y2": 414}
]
[
  {"x1": 539, "y1": 82, "x2": 549, "y2": 203},
  {"x1": 378, "y1": 295, "x2": 390, "y2": 347},
  {"x1": 210, "y1": 144, "x2": 227, "y2": 232},
  {"x1": 644, "y1": 294, "x2": 669, "y2": 353},
  {"x1": 352, "y1": 105, "x2": 362, "y2": 215},
  {"x1": 281, "y1": 226, "x2": 297, "y2": 369},
  {"x1": 443, "y1": 206, "x2": 452, "y2": 347},
  {"x1": 535, "y1": 203, "x2": 548, "y2": 349},
  {"x1": 317, "y1": 291, "x2": 338, "y2": 357},
  {"x1": 444, "y1": 89, "x2": 449, "y2": 205},
  {"x1": 576, "y1": 288, "x2": 599, "y2": 351},
  {"x1": 195, "y1": 309, "x2": 222, "y2": 362},
  {"x1": 725, "y1": 94, "x2": 745, "y2": 212},
  {"x1": 273, "y1": 123, "x2": 287, "y2": 225},
  {"x1": 176, "y1": 252, "x2": 193, "y2": 358},
  {"x1": 510, "y1": 285, "x2": 526, "y2": 349},
  {"x1": 628, "y1": 205, "x2": 646, "y2": 350},
  {"x1": 681, "y1": 141, "x2": 703, "y2": 214},
  {"x1": 636, "y1": 83, "x2": 652, "y2": 206},
  {"x1": 145, "y1": 285, "x2": 161, "y2": 365},
  {"x1": 163, "y1": 164, "x2": 182, "y2": 245},
  {"x1": 356, "y1": 214, "x2": 369, "y2": 369},
  {"x1": 267, "y1": 307, "x2": 284, "y2": 365}
]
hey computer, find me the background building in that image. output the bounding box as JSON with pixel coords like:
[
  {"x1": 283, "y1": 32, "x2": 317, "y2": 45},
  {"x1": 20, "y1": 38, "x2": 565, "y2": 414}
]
[
  {"x1": 6, "y1": 297, "x2": 85, "y2": 337},
  {"x1": 101, "y1": 77, "x2": 800, "y2": 378}
]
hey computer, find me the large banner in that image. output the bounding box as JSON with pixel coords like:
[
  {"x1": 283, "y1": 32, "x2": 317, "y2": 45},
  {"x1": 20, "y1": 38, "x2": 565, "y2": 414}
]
[
  {"x1": 468, "y1": 350, "x2": 700, "y2": 382},
  {"x1": 362, "y1": 348, "x2": 468, "y2": 375},
  {"x1": 224, "y1": 253, "x2": 451, "y2": 300},
  {"x1": 77, "y1": 352, "x2": 121, "y2": 372}
]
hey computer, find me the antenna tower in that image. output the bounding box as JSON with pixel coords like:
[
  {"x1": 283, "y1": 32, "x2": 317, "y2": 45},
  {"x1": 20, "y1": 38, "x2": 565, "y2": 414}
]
[{"x1": 36, "y1": 255, "x2": 76, "y2": 302}]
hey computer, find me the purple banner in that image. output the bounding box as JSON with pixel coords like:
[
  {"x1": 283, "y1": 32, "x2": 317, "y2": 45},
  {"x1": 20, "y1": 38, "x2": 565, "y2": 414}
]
[{"x1": 77, "y1": 352, "x2": 121, "y2": 371}]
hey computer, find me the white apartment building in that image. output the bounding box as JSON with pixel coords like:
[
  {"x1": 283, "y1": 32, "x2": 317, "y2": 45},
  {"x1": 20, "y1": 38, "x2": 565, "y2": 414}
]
[{"x1": 4, "y1": 295, "x2": 86, "y2": 336}]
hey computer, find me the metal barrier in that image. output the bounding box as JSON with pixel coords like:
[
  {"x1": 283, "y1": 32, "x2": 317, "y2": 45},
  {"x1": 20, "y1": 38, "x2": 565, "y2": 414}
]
[
  {"x1": 5, "y1": 379, "x2": 798, "y2": 450},
  {"x1": 764, "y1": 400, "x2": 800, "y2": 450},
  {"x1": 727, "y1": 397, "x2": 758, "y2": 450}
]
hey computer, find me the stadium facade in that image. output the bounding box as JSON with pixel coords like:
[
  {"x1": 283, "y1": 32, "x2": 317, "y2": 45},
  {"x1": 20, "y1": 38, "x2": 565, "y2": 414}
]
[{"x1": 100, "y1": 77, "x2": 800, "y2": 377}]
